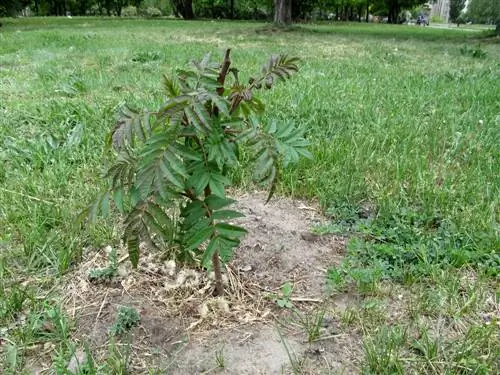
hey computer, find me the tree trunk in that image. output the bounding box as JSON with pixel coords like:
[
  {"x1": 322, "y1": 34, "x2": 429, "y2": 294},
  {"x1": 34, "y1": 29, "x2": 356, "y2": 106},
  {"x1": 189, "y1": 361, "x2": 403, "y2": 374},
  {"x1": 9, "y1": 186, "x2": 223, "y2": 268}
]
[
  {"x1": 365, "y1": 2, "x2": 369, "y2": 22},
  {"x1": 171, "y1": 0, "x2": 194, "y2": 19},
  {"x1": 273, "y1": 0, "x2": 291, "y2": 25},
  {"x1": 230, "y1": 0, "x2": 234, "y2": 19},
  {"x1": 387, "y1": 4, "x2": 399, "y2": 24}
]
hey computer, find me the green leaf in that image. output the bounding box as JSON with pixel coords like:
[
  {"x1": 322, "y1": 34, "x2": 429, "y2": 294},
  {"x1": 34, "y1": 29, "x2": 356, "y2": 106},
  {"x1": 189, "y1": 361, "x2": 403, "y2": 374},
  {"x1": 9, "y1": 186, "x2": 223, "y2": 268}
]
[
  {"x1": 110, "y1": 106, "x2": 151, "y2": 151},
  {"x1": 164, "y1": 148, "x2": 188, "y2": 178},
  {"x1": 209, "y1": 177, "x2": 225, "y2": 198},
  {"x1": 205, "y1": 195, "x2": 235, "y2": 210},
  {"x1": 188, "y1": 169, "x2": 210, "y2": 196},
  {"x1": 157, "y1": 96, "x2": 190, "y2": 123},
  {"x1": 193, "y1": 102, "x2": 212, "y2": 131},
  {"x1": 296, "y1": 148, "x2": 313, "y2": 159},
  {"x1": 201, "y1": 235, "x2": 220, "y2": 269},
  {"x1": 210, "y1": 172, "x2": 231, "y2": 186},
  {"x1": 185, "y1": 226, "x2": 214, "y2": 251},
  {"x1": 162, "y1": 74, "x2": 180, "y2": 97},
  {"x1": 112, "y1": 188, "x2": 125, "y2": 213},
  {"x1": 208, "y1": 92, "x2": 230, "y2": 115},
  {"x1": 100, "y1": 191, "x2": 111, "y2": 218},
  {"x1": 202, "y1": 235, "x2": 240, "y2": 268},
  {"x1": 265, "y1": 169, "x2": 278, "y2": 203},
  {"x1": 260, "y1": 164, "x2": 277, "y2": 187},
  {"x1": 175, "y1": 144, "x2": 202, "y2": 161},
  {"x1": 184, "y1": 106, "x2": 205, "y2": 134},
  {"x1": 212, "y1": 210, "x2": 245, "y2": 220},
  {"x1": 215, "y1": 223, "x2": 247, "y2": 239},
  {"x1": 147, "y1": 202, "x2": 174, "y2": 240},
  {"x1": 126, "y1": 232, "x2": 140, "y2": 268},
  {"x1": 181, "y1": 200, "x2": 206, "y2": 227},
  {"x1": 130, "y1": 186, "x2": 141, "y2": 207},
  {"x1": 218, "y1": 235, "x2": 241, "y2": 263},
  {"x1": 181, "y1": 199, "x2": 205, "y2": 217},
  {"x1": 253, "y1": 150, "x2": 274, "y2": 182},
  {"x1": 137, "y1": 132, "x2": 186, "y2": 193},
  {"x1": 159, "y1": 158, "x2": 185, "y2": 190}
]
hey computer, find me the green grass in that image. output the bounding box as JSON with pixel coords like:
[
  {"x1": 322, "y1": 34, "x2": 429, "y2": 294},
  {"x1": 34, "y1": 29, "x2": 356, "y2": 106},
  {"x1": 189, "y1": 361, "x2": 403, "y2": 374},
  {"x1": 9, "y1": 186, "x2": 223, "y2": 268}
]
[{"x1": 1, "y1": 17, "x2": 498, "y2": 373}]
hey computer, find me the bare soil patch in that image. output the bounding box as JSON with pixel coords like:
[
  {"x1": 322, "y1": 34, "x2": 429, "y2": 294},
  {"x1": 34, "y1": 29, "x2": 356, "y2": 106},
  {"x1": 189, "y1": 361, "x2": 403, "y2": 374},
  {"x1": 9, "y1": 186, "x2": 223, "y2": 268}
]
[{"x1": 50, "y1": 192, "x2": 362, "y2": 373}]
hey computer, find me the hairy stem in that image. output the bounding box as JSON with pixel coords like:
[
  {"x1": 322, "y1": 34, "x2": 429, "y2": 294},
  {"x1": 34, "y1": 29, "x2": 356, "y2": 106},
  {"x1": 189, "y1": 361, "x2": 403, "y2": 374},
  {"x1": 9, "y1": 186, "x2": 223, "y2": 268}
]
[
  {"x1": 212, "y1": 250, "x2": 224, "y2": 296},
  {"x1": 217, "y1": 49, "x2": 232, "y2": 96},
  {"x1": 204, "y1": 185, "x2": 224, "y2": 296}
]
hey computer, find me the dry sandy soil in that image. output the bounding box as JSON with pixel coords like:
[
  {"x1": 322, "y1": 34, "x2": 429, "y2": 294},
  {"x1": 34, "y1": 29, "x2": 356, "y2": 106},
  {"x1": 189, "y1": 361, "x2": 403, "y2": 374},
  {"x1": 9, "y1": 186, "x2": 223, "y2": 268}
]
[{"x1": 28, "y1": 192, "x2": 364, "y2": 374}]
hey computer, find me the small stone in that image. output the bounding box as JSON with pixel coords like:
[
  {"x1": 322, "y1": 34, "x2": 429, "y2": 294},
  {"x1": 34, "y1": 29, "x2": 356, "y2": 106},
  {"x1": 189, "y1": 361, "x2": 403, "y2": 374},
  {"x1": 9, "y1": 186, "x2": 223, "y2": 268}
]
[
  {"x1": 66, "y1": 349, "x2": 87, "y2": 374},
  {"x1": 116, "y1": 266, "x2": 128, "y2": 277},
  {"x1": 239, "y1": 265, "x2": 253, "y2": 272}
]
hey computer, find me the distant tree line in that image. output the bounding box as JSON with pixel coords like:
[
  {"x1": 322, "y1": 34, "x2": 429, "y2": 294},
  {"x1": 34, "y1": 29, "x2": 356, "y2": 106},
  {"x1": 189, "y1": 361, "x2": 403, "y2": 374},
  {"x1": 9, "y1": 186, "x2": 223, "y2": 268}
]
[
  {"x1": 0, "y1": 0, "x2": 498, "y2": 31},
  {"x1": 465, "y1": 0, "x2": 499, "y2": 31}
]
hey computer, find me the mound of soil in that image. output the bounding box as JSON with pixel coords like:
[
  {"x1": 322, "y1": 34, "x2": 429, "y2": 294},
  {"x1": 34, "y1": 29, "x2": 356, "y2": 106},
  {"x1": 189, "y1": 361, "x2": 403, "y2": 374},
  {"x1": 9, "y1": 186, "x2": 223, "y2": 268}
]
[{"x1": 28, "y1": 193, "x2": 362, "y2": 374}]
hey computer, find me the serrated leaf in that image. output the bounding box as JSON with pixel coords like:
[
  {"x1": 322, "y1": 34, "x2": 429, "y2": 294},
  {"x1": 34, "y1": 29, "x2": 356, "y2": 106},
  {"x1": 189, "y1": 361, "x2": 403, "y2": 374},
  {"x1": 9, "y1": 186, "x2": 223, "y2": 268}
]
[
  {"x1": 210, "y1": 172, "x2": 231, "y2": 185},
  {"x1": 113, "y1": 188, "x2": 125, "y2": 213},
  {"x1": 181, "y1": 200, "x2": 207, "y2": 228},
  {"x1": 253, "y1": 151, "x2": 274, "y2": 182},
  {"x1": 296, "y1": 148, "x2": 313, "y2": 159},
  {"x1": 126, "y1": 232, "x2": 140, "y2": 268},
  {"x1": 209, "y1": 178, "x2": 225, "y2": 198},
  {"x1": 130, "y1": 186, "x2": 141, "y2": 207},
  {"x1": 157, "y1": 96, "x2": 190, "y2": 122},
  {"x1": 215, "y1": 223, "x2": 247, "y2": 238},
  {"x1": 163, "y1": 74, "x2": 180, "y2": 97},
  {"x1": 201, "y1": 235, "x2": 219, "y2": 269},
  {"x1": 260, "y1": 164, "x2": 277, "y2": 186},
  {"x1": 100, "y1": 191, "x2": 111, "y2": 218},
  {"x1": 184, "y1": 106, "x2": 205, "y2": 134},
  {"x1": 185, "y1": 226, "x2": 214, "y2": 250},
  {"x1": 205, "y1": 195, "x2": 235, "y2": 210},
  {"x1": 159, "y1": 159, "x2": 185, "y2": 190},
  {"x1": 265, "y1": 168, "x2": 278, "y2": 203},
  {"x1": 164, "y1": 148, "x2": 188, "y2": 178},
  {"x1": 208, "y1": 92, "x2": 230, "y2": 115},
  {"x1": 212, "y1": 210, "x2": 245, "y2": 220},
  {"x1": 111, "y1": 106, "x2": 151, "y2": 151},
  {"x1": 193, "y1": 102, "x2": 212, "y2": 131},
  {"x1": 175, "y1": 144, "x2": 202, "y2": 161},
  {"x1": 218, "y1": 236, "x2": 241, "y2": 262},
  {"x1": 148, "y1": 202, "x2": 174, "y2": 233},
  {"x1": 181, "y1": 200, "x2": 205, "y2": 218},
  {"x1": 187, "y1": 170, "x2": 210, "y2": 196}
]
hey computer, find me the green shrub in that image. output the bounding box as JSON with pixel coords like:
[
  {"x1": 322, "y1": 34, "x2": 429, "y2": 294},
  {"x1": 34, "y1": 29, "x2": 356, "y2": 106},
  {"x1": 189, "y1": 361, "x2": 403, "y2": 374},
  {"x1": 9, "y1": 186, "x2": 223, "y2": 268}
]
[
  {"x1": 430, "y1": 15, "x2": 444, "y2": 23},
  {"x1": 121, "y1": 6, "x2": 138, "y2": 17},
  {"x1": 143, "y1": 7, "x2": 162, "y2": 18}
]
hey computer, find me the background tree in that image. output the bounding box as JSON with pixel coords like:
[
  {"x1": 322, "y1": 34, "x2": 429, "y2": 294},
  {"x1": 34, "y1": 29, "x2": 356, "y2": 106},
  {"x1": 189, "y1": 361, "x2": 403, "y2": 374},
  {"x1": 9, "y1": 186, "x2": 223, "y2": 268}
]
[
  {"x1": 449, "y1": 0, "x2": 465, "y2": 23},
  {"x1": 291, "y1": 0, "x2": 314, "y2": 20},
  {"x1": 466, "y1": 0, "x2": 499, "y2": 34},
  {"x1": 171, "y1": 0, "x2": 194, "y2": 18},
  {"x1": 274, "y1": 0, "x2": 291, "y2": 24}
]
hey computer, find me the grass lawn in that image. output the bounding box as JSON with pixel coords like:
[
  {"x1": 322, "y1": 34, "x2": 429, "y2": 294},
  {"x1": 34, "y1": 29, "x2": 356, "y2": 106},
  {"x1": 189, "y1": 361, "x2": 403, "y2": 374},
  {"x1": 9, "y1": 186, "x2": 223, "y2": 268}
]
[{"x1": 0, "y1": 17, "x2": 499, "y2": 374}]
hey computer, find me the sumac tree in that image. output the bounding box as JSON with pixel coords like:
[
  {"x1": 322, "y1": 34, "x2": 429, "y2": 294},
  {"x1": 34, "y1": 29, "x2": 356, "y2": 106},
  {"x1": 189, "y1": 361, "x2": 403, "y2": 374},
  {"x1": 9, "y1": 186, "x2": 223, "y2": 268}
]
[{"x1": 86, "y1": 50, "x2": 310, "y2": 295}]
